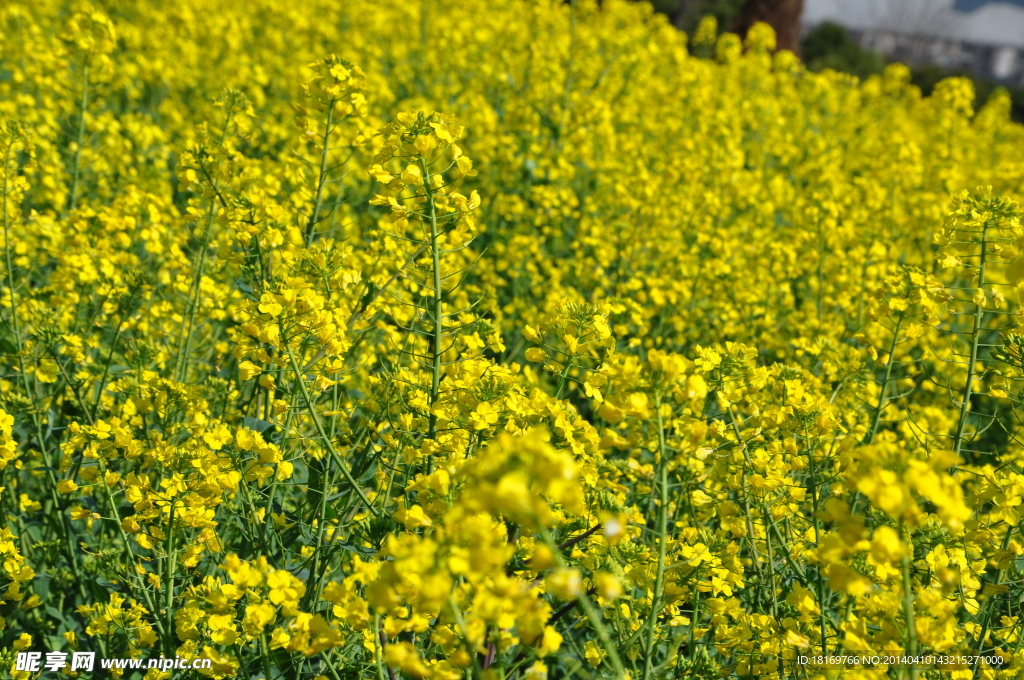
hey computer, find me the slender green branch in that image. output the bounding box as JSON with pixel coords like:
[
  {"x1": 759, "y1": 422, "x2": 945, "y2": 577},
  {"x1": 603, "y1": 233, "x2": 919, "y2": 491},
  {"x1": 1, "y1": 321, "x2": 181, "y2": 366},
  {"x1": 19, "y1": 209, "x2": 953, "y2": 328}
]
[
  {"x1": 307, "y1": 104, "x2": 334, "y2": 245},
  {"x1": 900, "y1": 520, "x2": 918, "y2": 680},
  {"x1": 418, "y1": 156, "x2": 444, "y2": 475},
  {"x1": 953, "y1": 222, "x2": 990, "y2": 460},
  {"x1": 642, "y1": 393, "x2": 669, "y2": 680},
  {"x1": 283, "y1": 338, "x2": 382, "y2": 517},
  {"x1": 67, "y1": 62, "x2": 89, "y2": 215},
  {"x1": 866, "y1": 311, "x2": 904, "y2": 445}
]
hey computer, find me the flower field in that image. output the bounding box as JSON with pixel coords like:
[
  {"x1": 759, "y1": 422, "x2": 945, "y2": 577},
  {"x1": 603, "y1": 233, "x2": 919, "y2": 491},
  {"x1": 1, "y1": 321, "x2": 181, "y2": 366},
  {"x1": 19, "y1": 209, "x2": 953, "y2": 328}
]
[{"x1": 0, "y1": 0, "x2": 1023, "y2": 678}]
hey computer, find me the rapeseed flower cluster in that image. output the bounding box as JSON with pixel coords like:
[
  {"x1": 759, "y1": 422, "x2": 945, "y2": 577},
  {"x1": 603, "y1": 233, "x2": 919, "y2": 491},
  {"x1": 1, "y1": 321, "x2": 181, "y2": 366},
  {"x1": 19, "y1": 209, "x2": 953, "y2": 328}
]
[{"x1": 0, "y1": 1, "x2": 1022, "y2": 679}]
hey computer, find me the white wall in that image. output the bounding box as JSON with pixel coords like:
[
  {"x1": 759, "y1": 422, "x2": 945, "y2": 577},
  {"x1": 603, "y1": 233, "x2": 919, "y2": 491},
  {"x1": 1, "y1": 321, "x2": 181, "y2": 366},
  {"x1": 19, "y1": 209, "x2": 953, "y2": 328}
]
[{"x1": 803, "y1": 0, "x2": 1024, "y2": 48}]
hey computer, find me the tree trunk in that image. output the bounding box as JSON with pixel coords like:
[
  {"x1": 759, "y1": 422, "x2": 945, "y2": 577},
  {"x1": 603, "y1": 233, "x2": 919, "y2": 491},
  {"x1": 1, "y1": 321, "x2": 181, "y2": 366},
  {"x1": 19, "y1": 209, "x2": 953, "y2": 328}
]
[{"x1": 731, "y1": 0, "x2": 805, "y2": 55}]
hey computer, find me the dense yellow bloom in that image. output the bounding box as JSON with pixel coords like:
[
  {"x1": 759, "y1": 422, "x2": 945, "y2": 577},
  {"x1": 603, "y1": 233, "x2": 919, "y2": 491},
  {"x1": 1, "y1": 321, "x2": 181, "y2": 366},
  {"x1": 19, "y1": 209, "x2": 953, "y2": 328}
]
[{"x1": 0, "y1": 0, "x2": 1021, "y2": 678}]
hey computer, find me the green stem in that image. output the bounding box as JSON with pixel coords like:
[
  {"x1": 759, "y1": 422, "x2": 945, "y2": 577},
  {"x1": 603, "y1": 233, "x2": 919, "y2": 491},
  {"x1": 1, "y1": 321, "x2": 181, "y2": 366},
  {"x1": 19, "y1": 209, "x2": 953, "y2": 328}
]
[
  {"x1": 970, "y1": 525, "x2": 1014, "y2": 678},
  {"x1": 953, "y1": 223, "x2": 989, "y2": 460},
  {"x1": 539, "y1": 525, "x2": 626, "y2": 679},
  {"x1": 642, "y1": 394, "x2": 669, "y2": 680},
  {"x1": 866, "y1": 311, "x2": 904, "y2": 445},
  {"x1": 374, "y1": 612, "x2": 388, "y2": 680},
  {"x1": 67, "y1": 62, "x2": 89, "y2": 215},
  {"x1": 165, "y1": 498, "x2": 177, "y2": 657},
  {"x1": 576, "y1": 589, "x2": 628, "y2": 679},
  {"x1": 302, "y1": 452, "x2": 334, "y2": 612},
  {"x1": 98, "y1": 461, "x2": 167, "y2": 640},
  {"x1": 176, "y1": 205, "x2": 215, "y2": 383},
  {"x1": 900, "y1": 520, "x2": 918, "y2": 680},
  {"x1": 688, "y1": 581, "x2": 700, "y2": 662},
  {"x1": 554, "y1": 354, "x2": 574, "y2": 399},
  {"x1": 260, "y1": 632, "x2": 274, "y2": 680},
  {"x1": 727, "y1": 406, "x2": 771, "y2": 619},
  {"x1": 283, "y1": 338, "x2": 381, "y2": 517},
  {"x1": 307, "y1": 104, "x2": 334, "y2": 245},
  {"x1": 447, "y1": 593, "x2": 484, "y2": 680},
  {"x1": 804, "y1": 426, "x2": 829, "y2": 655},
  {"x1": 176, "y1": 109, "x2": 233, "y2": 382},
  {"x1": 418, "y1": 156, "x2": 443, "y2": 475},
  {"x1": 93, "y1": 293, "x2": 135, "y2": 420}
]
